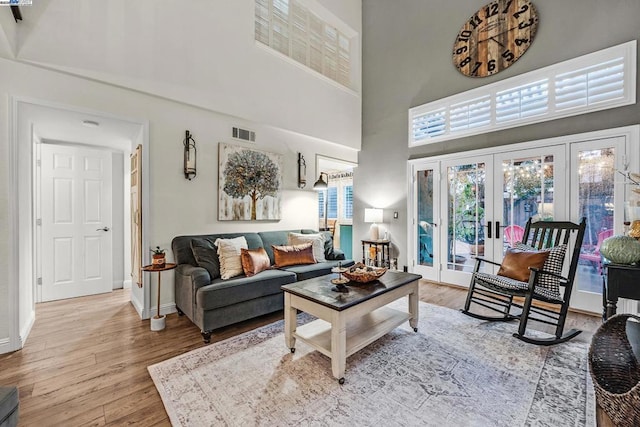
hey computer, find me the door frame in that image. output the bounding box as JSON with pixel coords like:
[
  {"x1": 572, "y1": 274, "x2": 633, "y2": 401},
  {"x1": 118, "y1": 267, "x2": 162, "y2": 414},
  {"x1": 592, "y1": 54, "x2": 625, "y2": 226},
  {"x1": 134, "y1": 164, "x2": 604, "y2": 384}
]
[
  {"x1": 6, "y1": 96, "x2": 151, "y2": 354},
  {"x1": 407, "y1": 125, "x2": 640, "y2": 313}
]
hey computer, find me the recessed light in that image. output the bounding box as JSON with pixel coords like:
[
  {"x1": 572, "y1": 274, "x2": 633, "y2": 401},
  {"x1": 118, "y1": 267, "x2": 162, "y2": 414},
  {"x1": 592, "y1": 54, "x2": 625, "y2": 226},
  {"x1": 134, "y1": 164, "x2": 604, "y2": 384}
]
[{"x1": 82, "y1": 120, "x2": 100, "y2": 128}]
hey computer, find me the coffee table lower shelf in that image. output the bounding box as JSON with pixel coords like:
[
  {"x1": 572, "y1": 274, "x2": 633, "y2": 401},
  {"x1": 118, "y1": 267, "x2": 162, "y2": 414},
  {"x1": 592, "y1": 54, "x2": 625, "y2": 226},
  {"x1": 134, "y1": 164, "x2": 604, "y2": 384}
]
[{"x1": 294, "y1": 306, "x2": 410, "y2": 359}]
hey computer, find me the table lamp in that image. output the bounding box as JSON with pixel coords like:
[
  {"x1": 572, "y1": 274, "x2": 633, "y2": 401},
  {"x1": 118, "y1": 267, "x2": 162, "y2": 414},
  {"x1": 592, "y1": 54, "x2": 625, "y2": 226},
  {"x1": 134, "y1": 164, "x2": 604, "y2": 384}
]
[{"x1": 364, "y1": 208, "x2": 383, "y2": 240}]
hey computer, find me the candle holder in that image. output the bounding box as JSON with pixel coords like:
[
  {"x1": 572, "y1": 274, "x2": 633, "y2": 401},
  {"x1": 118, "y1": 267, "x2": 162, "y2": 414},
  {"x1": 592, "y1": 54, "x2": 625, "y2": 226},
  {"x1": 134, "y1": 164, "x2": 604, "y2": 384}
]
[{"x1": 330, "y1": 263, "x2": 349, "y2": 293}]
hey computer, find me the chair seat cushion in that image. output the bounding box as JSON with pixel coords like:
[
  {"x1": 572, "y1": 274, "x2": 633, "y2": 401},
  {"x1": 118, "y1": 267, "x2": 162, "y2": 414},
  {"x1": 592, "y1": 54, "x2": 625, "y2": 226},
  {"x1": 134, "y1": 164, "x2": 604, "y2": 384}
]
[
  {"x1": 512, "y1": 243, "x2": 567, "y2": 296},
  {"x1": 474, "y1": 272, "x2": 563, "y2": 302}
]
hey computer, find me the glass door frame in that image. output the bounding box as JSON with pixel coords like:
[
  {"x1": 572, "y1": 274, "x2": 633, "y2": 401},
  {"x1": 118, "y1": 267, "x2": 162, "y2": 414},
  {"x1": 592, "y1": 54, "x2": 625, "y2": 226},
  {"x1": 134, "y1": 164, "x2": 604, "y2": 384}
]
[{"x1": 409, "y1": 160, "x2": 440, "y2": 280}]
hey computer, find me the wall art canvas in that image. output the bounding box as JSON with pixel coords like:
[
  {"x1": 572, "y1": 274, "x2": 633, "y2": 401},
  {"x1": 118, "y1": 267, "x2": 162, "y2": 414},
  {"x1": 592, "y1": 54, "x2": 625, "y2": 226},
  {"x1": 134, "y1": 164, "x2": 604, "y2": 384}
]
[{"x1": 218, "y1": 143, "x2": 282, "y2": 221}]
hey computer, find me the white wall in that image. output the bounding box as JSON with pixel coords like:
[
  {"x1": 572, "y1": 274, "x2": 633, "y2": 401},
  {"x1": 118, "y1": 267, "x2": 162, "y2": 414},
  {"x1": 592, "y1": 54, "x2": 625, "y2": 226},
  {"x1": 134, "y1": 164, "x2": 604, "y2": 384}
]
[
  {"x1": 112, "y1": 151, "x2": 125, "y2": 289},
  {"x1": 15, "y1": 0, "x2": 362, "y2": 149}
]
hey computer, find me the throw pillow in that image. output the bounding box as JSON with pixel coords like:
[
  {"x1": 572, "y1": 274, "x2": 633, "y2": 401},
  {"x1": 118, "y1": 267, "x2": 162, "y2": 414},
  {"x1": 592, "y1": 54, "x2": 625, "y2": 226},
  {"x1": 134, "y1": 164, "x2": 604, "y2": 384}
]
[
  {"x1": 214, "y1": 236, "x2": 248, "y2": 280},
  {"x1": 497, "y1": 248, "x2": 550, "y2": 282},
  {"x1": 240, "y1": 247, "x2": 271, "y2": 277},
  {"x1": 272, "y1": 242, "x2": 316, "y2": 267},
  {"x1": 190, "y1": 238, "x2": 219, "y2": 279},
  {"x1": 513, "y1": 242, "x2": 568, "y2": 295},
  {"x1": 288, "y1": 232, "x2": 326, "y2": 262}
]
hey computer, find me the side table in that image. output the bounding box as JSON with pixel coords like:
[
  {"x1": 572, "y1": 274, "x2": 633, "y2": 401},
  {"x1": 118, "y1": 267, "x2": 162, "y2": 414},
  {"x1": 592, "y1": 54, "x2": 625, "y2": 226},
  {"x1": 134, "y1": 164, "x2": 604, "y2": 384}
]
[
  {"x1": 602, "y1": 262, "x2": 640, "y2": 321},
  {"x1": 142, "y1": 263, "x2": 177, "y2": 331},
  {"x1": 361, "y1": 239, "x2": 390, "y2": 267}
]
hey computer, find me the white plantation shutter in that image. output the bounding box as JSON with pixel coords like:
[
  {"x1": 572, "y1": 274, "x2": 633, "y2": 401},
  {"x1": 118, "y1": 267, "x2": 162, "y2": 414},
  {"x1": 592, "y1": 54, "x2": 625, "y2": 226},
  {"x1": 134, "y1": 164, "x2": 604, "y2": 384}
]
[
  {"x1": 496, "y1": 80, "x2": 548, "y2": 122},
  {"x1": 450, "y1": 96, "x2": 491, "y2": 131},
  {"x1": 409, "y1": 41, "x2": 636, "y2": 146},
  {"x1": 556, "y1": 58, "x2": 625, "y2": 110},
  {"x1": 254, "y1": 0, "x2": 354, "y2": 89}
]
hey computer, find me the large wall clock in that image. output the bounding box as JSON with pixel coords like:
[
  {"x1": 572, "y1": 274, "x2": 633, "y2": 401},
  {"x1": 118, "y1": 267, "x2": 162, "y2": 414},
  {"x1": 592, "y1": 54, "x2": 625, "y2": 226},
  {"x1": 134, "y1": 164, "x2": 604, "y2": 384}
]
[{"x1": 453, "y1": 0, "x2": 539, "y2": 77}]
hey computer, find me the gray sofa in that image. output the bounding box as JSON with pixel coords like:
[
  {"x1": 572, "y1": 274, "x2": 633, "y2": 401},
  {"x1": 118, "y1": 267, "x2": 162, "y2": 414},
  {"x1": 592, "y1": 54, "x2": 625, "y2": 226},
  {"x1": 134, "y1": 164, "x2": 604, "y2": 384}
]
[{"x1": 172, "y1": 229, "x2": 354, "y2": 343}]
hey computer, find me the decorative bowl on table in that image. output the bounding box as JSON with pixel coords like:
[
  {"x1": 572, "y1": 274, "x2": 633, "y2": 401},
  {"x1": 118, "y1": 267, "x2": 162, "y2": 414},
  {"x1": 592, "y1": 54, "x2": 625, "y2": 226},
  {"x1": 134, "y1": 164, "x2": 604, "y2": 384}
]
[{"x1": 343, "y1": 262, "x2": 387, "y2": 283}]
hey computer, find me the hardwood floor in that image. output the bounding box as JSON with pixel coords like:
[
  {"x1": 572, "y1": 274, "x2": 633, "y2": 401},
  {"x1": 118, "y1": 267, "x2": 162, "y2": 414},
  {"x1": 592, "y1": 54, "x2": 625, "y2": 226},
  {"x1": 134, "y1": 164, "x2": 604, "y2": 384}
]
[{"x1": 0, "y1": 281, "x2": 601, "y2": 426}]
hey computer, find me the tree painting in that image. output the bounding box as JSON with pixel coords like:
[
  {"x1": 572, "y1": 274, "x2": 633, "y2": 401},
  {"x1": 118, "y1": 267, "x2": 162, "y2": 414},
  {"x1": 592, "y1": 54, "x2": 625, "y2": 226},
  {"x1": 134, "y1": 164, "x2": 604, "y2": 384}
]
[{"x1": 219, "y1": 143, "x2": 282, "y2": 220}]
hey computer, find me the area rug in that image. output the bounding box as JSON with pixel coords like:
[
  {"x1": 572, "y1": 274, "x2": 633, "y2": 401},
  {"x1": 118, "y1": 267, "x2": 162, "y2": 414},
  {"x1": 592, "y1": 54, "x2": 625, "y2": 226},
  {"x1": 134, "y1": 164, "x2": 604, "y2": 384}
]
[{"x1": 148, "y1": 301, "x2": 594, "y2": 426}]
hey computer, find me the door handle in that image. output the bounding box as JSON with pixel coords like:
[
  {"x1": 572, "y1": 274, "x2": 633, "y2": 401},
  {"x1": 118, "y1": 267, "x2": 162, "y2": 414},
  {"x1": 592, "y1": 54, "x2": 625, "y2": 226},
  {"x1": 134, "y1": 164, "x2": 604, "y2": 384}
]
[
  {"x1": 96, "y1": 227, "x2": 110, "y2": 232},
  {"x1": 487, "y1": 221, "x2": 492, "y2": 239},
  {"x1": 495, "y1": 221, "x2": 500, "y2": 239}
]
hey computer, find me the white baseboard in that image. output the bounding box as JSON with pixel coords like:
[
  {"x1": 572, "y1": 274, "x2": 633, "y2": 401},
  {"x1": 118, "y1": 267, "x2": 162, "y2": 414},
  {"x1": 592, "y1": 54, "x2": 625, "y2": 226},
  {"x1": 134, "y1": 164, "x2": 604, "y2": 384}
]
[
  {"x1": 130, "y1": 291, "x2": 145, "y2": 319},
  {"x1": 0, "y1": 338, "x2": 12, "y2": 355},
  {"x1": 122, "y1": 279, "x2": 132, "y2": 289},
  {"x1": 19, "y1": 309, "x2": 35, "y2": 348},
  {"x1": 149, "y1": 302, "x2": 177, "y2": 318}
]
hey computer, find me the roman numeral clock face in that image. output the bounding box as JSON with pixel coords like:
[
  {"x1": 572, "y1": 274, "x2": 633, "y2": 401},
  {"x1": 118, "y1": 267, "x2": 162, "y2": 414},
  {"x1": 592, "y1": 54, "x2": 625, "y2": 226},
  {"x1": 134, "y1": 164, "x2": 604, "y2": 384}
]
[{"x1": 453, "y1": 0, "x2": 539, "y2": 77}]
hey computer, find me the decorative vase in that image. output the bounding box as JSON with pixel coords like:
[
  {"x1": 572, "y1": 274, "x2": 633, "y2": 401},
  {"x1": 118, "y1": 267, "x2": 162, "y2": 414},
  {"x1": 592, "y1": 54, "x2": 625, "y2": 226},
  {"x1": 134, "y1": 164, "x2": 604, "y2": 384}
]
[
  {"x1": 600, "y1": 235, "x2": 640, "y2": 265},
  {"x1": 152, "y1": 253, "x2": 166, "y2": 269}
]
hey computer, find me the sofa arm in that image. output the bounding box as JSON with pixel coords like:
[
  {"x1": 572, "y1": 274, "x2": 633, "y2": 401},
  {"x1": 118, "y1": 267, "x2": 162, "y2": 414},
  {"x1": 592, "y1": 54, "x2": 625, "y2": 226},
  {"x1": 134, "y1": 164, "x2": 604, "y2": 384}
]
[
  {"x1": 175, "y1": 264, "x2": 211, "y2": 320},
  {"x1": 329, "y1": 248, "x2": 346, "y2": 260}
]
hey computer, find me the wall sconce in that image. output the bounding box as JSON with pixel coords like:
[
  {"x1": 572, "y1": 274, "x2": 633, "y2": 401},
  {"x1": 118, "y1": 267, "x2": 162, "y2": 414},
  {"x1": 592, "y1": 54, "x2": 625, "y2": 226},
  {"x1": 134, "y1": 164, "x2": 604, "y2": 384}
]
[
  {"x1": 184, "y1": 130, "x2": 196, "y2": 180},
  {"x1": 297, "y1": 153, "x2": 307, "y2": 189}
]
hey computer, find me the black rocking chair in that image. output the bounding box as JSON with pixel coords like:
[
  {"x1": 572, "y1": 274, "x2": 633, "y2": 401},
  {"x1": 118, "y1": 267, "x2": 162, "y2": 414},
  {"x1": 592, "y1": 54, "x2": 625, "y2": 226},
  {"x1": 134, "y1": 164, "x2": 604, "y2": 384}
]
[{"x1": 462, "y1": 217, "x2": 587, "y2": 345}]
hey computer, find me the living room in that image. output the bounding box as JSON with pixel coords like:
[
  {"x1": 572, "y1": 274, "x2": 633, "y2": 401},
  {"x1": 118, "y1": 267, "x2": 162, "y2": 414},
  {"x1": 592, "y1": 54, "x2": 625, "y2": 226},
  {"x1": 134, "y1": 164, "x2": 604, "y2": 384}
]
[{"x1": 1, "y1": 0, "x2": 639, "y2": 425}]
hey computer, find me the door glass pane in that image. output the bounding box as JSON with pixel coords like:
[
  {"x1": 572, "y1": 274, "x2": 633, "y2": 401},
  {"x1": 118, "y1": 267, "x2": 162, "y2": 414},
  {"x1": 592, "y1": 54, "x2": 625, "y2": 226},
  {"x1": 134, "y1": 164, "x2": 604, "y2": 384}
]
[
  {"x1": 417, "y1": 169, "x2": 434, "y2": 267},
  {"x1": 448, "y1": 163, "x2": 485, "y2": 273},
  {"x1": 576, "y1": 148, "x2": 615, "y2": 293},
  {"x1": 502, "y1": 155, "x2": 555, "y2": 250}
]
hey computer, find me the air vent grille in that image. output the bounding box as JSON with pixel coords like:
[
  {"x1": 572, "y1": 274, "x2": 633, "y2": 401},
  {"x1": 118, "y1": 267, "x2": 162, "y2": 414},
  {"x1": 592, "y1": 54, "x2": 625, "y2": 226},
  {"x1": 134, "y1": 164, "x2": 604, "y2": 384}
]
[{"x1": 232, "y1": 127, "x2": 256, "y2": 142}]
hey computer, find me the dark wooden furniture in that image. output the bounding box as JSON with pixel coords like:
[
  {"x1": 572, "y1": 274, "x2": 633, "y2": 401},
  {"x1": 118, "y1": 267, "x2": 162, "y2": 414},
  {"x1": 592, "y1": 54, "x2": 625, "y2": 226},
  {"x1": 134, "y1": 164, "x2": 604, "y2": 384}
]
[
  {"x1": 361, "y1": 239, "x2": 390, "y2": 267},
  {"x1": 602, "y1": 263, "x2": 640, "y2": 321},
  {"x1": 462, "y1": 217, "x2": 587, "y2": 345}
]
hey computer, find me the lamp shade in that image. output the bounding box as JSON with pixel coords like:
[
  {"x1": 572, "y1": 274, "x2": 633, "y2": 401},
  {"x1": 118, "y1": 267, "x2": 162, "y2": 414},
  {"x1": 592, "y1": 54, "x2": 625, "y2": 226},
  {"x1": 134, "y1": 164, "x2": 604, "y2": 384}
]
[
  {"x1": 313, "y1": 173, "x2": 328, "y2": 190},
  {"x1": 364, "y1": 208, "x2": 383, "y2": 223}
]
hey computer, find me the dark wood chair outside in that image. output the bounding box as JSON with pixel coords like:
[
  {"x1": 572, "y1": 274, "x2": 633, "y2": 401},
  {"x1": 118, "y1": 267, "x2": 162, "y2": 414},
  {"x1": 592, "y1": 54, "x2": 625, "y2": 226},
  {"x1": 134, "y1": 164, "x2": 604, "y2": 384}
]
[{"x1": 462, "y1": 217, "x2": 587, "y2": 345}]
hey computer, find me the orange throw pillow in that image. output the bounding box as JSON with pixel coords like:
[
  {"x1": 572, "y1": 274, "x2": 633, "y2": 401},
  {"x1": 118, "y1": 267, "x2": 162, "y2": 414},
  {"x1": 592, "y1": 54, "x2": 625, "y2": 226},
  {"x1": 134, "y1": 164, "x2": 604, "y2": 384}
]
[
  {"x1": 240, "y1": 247, "x2": 271, "y2": 277},
  {"x1": 272, "y1": 243, "x2": 316, "y2": 267},
  {"x1": 497, "y1": 248, "x2": 550, "y2": 282}
]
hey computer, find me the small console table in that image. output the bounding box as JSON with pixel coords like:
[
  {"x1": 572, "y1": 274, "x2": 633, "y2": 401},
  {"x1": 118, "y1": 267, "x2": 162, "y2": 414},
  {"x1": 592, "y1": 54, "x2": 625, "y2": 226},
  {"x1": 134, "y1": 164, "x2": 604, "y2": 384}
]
[
  {"x1": 602, "y1": 262, "x2": 640, "y2": 321},
  {"x1": 361, "y1": 239, "x2": 390, "y2": 268}
]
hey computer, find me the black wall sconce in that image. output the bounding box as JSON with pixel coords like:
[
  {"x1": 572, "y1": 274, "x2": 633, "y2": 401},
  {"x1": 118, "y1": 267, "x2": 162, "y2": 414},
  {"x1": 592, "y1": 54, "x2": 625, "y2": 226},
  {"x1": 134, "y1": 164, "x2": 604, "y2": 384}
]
[
  {"x1": 184, "y1": 130, "x2": 197, "y2": 180},
  {"x1": 297, "y1": 153, "x2": 307, "y2": 188}
]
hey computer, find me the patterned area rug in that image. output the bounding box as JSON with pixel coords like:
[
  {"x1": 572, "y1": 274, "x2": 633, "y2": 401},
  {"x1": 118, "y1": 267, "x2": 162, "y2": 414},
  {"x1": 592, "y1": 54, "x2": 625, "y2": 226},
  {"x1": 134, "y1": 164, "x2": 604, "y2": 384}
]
[{"x1": 148, "y1": 301, "x2": 594, "y2": 426}]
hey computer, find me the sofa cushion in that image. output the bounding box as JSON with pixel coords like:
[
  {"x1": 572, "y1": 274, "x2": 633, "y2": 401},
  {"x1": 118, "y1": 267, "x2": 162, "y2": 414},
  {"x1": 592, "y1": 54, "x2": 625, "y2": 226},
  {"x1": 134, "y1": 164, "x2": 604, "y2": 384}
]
[
  {"x1": 280, "y1": 259, "x2": 355, "y2": 281},
  {"x1": 215, "y1": 236, "x2": 248, "y2": 280},
  {"x1": 302, "y1": 230, "x2": 335, "y2": 259},
  {"x1": 288, "y1": 232, "x2": 326, "y2": 262},
  {"x1": 241, "y1": 247, "x2": 271, "y2": 277},
  {"x1": 258, "y1": 230, "x2": 294, "y2": 264},
  {"x1": 273, "y1": 243, "x2": 316, "y2": 267},
  {"x1": 196, "y1": 269, "x2": 296, "y2": 310},
  {"x1": 190, "y1": 238, "x2": 219, "y2": 279}
]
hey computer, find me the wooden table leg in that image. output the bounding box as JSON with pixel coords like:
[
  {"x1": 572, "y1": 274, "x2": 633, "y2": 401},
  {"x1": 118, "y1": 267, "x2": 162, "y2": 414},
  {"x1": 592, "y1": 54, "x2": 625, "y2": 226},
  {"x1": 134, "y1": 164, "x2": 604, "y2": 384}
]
[
  {"x1": 284, "y1": 293, "x2": 297, "y2": 351},
  {"x1": 409, "y1": 280, "x2": 419, "y2": 332},
  {"x1": 331, "y1": 310, "x2": 347, "y2": 383}
]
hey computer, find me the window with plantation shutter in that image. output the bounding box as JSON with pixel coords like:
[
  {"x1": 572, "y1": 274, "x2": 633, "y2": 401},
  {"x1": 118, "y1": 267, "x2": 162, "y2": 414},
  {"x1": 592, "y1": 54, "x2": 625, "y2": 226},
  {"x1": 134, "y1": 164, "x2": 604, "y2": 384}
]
[
  {"x1": 344, "y1": 185, "x2": 353, "y2": 219},
  {"x1": 409, "y1": 41, "x2": 636, "y2": 146},
  {"x1": 327, "y1": 187, "x2": 338, "y2": 219},
  {"x1": 254, "y1": 0, "x2": 354, "y2": 90}
]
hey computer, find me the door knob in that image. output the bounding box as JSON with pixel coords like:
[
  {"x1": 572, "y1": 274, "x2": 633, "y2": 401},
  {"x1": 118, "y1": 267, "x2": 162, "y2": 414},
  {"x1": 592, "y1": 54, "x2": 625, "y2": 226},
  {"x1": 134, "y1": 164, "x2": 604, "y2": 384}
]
[{"x1": 96, "y1": 227, "x2": 110, "y2": 232}]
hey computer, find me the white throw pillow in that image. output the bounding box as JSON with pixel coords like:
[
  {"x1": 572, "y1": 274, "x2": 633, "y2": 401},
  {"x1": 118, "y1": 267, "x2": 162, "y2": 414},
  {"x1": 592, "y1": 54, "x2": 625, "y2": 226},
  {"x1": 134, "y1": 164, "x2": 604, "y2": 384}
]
[
  {"x1": 214, "y1": 236, "x2": 248, "y2": 280},
  {"x1": 288, "y1": 232, "x2": 326, "y2": 262}
]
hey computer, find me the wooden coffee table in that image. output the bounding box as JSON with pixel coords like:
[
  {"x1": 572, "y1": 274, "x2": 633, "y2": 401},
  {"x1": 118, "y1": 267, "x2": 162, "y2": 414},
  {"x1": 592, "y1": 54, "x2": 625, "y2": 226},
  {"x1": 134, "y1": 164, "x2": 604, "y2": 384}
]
[{"x1": 282, "y1": 270, "x2": 421, "y2": 384}]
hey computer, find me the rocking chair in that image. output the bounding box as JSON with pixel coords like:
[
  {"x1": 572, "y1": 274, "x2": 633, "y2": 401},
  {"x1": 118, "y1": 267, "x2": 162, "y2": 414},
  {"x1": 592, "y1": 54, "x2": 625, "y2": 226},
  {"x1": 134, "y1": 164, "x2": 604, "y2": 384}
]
[{"x1": 462, "y1": 217, "x2": 587, "y2": 345}]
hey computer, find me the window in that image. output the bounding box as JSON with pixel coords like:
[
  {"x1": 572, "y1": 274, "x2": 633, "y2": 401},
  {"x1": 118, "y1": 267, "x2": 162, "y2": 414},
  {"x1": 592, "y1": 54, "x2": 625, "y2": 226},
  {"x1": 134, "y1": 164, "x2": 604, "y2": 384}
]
[
  {"x1": 318, "y1": 191, "x2": 325, "y2": 218},
  {"x1": 409, "y1": 41, "x2": 636, "y2": 146},
  {"x1": 344, "y1": 185, "x2": 353, "y2": 219},
  {"x1": 327, "y1": 187, "x2": 338, "y2": 218},
  {"x1": 255, "y1": 0, "x2": 354, "y2": 89}
]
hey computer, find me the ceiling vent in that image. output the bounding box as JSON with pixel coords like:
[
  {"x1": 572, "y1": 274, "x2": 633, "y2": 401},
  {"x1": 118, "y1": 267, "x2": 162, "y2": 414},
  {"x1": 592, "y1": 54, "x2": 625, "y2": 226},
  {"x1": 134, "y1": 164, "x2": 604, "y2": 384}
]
[{"x1": 232, "y1": 127, "x2": 256, "y2": 143}]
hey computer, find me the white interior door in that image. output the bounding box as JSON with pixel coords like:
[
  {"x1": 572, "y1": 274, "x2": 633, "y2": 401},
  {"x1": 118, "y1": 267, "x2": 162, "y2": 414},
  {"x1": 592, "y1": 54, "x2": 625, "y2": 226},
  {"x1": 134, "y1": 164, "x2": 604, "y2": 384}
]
[{"x1": 41, "y1": 143, "x2": 113, "y2": 302}]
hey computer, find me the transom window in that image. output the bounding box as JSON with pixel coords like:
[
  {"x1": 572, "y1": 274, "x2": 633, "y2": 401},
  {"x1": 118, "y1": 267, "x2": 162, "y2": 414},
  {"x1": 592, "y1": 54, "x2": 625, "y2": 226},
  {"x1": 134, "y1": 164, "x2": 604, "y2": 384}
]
[
  {"x1": 409, "y1": 41, "x2": 636, "y2": 146},
  {"x1": 255, "y1": 0, "x2": 354, "y2": 89}
]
